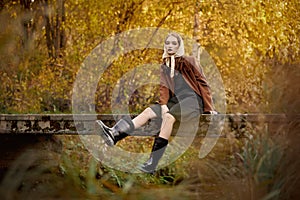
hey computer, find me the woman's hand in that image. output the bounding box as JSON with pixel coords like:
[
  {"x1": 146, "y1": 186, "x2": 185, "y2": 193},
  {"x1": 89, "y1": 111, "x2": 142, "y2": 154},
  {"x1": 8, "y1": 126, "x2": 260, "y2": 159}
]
[{"x1": 161, "y1": 105, "x2": 169, "y2": 117}]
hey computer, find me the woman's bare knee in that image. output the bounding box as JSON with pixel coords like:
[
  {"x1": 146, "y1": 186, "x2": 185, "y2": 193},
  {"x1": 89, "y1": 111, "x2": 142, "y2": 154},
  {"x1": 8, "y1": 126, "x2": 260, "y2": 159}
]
[
  {"x1": 132, "y1": 107, "x2": 157, "y2": 129},
  {"x1": 162, "y1": 113, "x2": 176, "y2": 124},
  {"x1": 141, "y1": 107, "x2": 156, "y2": 119}
]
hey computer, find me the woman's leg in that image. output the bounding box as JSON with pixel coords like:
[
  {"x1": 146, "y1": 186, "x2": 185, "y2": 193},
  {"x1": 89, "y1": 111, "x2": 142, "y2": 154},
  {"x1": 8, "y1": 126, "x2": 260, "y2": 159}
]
[
  {"x1": 133, "y1": 107, "x2": 176, "y2": 138},
  {"x1": 158, "y1": 112, "x2": 176, "y2": 140},
  {"x1": 139, "y1": 112, "x2": 176, "y2": 173},
  {"x1": 96, "y1": 106, "x2": 158, "y2": 146},
  {"x1": 132, "y1": 107, "x2": 157, "y2": 129}
]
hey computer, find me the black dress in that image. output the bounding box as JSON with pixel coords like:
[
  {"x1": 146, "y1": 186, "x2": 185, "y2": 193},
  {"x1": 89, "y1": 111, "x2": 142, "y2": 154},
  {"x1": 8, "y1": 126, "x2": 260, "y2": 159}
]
[{"x1": 150, "y1": 68, "x2": 204, "y2": 122}]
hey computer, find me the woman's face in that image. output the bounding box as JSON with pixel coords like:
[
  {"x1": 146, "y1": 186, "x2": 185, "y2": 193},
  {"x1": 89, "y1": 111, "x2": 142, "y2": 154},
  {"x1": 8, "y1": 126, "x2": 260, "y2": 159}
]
[{"x1": 165, "y1": 35, "x2": 179, "y2": 55}]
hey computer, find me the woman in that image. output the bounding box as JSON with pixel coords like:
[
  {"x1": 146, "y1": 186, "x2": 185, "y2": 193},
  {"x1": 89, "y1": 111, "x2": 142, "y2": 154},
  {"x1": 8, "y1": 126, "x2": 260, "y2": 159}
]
[{"x1": 96, "y1": 32, "x2": 216, "y2": 173}]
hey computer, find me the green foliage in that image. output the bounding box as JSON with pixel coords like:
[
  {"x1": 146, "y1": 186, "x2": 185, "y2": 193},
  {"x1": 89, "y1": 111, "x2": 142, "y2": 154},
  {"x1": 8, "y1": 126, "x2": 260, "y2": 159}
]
[
  {"x1": 0, "y1": 123, "x2": 298, "y2": 199},
  {"x1": 238, "y1": 132, "x2": 283, "y2": 185},
  {"x1": 234, "y1": 125, "x2": 292, "y2": 200}
]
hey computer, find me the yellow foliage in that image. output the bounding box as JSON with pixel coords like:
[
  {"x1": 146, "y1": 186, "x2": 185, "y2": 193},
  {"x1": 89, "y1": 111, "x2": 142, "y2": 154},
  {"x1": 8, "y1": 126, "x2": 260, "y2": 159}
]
[{"x1": 0, "y1": 0, "x2": 299, "y2": 113}]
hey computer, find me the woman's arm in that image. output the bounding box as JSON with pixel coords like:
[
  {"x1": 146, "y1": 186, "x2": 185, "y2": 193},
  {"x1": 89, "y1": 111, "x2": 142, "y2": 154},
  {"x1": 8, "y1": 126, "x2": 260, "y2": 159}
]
[
  {"x1": 188, "y1": 57, "x2": 216, "y2": 113},
  {"x1": 159, "y1": 65, "x2": 171, "y2": 105}
]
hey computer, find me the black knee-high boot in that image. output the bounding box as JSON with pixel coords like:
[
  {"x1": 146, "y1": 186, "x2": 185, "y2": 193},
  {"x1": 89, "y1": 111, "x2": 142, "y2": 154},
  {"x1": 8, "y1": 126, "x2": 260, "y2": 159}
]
[
  {"x1": 95, "y1": 117, "x2": 134, "y2": 146},
  {"x1": 139, "y1": 137, "x2": 168, "y2": 174}
]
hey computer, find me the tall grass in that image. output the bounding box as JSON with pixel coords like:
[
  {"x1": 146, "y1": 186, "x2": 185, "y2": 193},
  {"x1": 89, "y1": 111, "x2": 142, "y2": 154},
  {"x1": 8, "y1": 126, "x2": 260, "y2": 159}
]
[{"x1": 1, "y1": 123, "x2": 298, "y2": 200}]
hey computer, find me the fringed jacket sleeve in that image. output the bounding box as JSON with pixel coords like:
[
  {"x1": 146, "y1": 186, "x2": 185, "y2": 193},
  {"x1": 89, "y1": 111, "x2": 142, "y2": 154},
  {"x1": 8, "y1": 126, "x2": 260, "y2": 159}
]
[{"x1": 183, "y1": 56, "x2": 215, "y2": 112}]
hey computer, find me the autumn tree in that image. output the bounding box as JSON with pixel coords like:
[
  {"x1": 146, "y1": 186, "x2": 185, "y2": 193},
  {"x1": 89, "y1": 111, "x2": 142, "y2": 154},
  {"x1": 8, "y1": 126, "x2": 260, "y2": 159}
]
[{"x1": 0, "y1": 0, "x2": 299, "y2": 113}]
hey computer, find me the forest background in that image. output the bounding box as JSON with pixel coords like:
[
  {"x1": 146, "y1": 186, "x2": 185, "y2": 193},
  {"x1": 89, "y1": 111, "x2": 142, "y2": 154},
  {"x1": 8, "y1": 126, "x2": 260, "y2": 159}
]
[
  {"x1": 0, "y1": 0, "x2": 299, "y2": 115},
  {"x1": 0, "y1": 0, "x2": 300, "y2": 199}
]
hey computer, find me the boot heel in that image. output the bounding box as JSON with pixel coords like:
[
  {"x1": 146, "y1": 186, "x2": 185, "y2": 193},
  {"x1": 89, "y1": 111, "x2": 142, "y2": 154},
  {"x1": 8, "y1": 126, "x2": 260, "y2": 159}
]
[{"x1": 95, "y1": 118, "x2": 135, "y2": 146}]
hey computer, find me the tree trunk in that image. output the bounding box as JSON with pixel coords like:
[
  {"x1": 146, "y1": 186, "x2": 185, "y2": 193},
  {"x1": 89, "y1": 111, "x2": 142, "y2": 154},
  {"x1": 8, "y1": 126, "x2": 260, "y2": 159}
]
[
  {"x1": 43, "y1": 0, "x2": 66, "y2": 59},
  {"x1": 192, "y1": 0, "x2": 201, "y2": 63},
  {"x1": 20, "y1": 0, "x2": 33, "y2": 50}
]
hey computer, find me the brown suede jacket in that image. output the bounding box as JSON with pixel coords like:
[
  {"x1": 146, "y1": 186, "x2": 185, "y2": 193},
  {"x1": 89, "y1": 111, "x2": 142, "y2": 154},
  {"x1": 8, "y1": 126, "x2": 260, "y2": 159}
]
[{"x1": 159, "y1": 56, "x2": 215, "y2": 112}]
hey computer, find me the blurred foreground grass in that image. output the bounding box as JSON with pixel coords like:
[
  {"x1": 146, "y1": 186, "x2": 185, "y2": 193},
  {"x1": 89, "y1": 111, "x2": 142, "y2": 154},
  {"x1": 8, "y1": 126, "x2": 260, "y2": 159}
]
[{"x1": 0, "y1": 121, "x2": 299, "y2": 200}]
